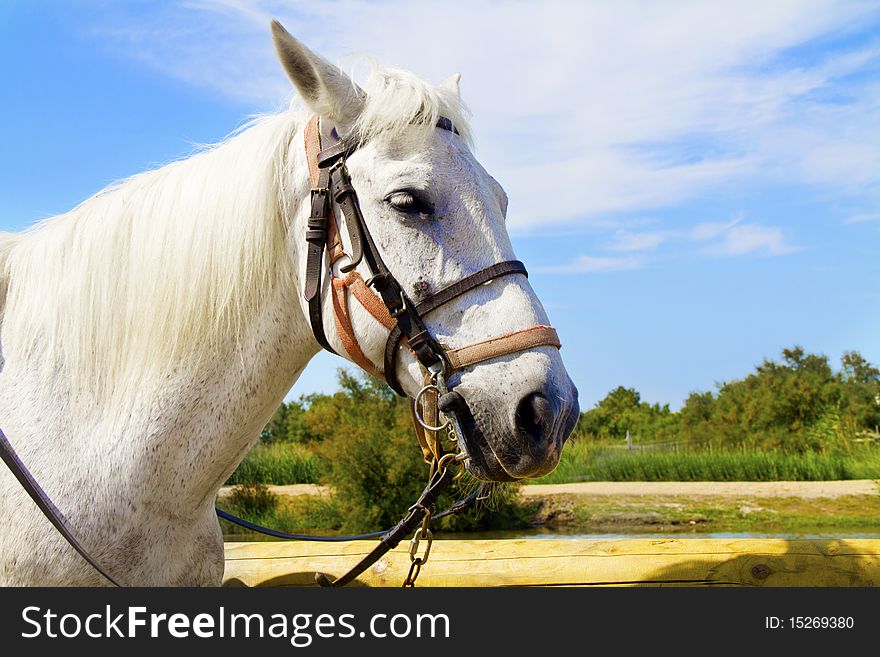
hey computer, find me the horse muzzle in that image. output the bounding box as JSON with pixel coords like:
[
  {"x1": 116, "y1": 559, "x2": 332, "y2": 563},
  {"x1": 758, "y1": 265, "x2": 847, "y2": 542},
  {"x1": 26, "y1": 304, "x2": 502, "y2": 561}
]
[{"x1": 440, "y1": 377, "x2": 580, "y2": 482}]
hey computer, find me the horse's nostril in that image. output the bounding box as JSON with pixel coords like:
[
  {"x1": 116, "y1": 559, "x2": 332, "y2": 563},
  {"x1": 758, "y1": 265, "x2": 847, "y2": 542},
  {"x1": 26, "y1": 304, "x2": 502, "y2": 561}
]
[
  {"x1": 515, "y1": 392, "x2": 553, "y2": 444},
  {"x1": 438, "y1": 391, "x2": 467, "y2": 414}
]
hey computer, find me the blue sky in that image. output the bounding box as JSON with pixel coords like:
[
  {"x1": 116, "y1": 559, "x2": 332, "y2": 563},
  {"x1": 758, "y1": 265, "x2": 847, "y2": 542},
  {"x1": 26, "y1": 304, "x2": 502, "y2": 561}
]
[{"x1": 1, "y1": 1, "x2": 878, "y2": 410}]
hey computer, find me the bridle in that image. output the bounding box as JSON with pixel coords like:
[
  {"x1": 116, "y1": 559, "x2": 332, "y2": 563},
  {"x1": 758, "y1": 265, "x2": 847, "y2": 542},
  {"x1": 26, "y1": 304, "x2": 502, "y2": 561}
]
[
  {"x1": 301, "y1": 114, "x2": 561, "y2": 463},
  {"x1": 0, "y1": 114, "x2": 565, "y2": 588}
]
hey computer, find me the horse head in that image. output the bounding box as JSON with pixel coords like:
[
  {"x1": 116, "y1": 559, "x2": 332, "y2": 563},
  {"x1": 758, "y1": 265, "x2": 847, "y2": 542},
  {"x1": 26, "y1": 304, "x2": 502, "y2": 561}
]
[{"x1": 273, "y1": 22, "x2": 579, "y2": 482}]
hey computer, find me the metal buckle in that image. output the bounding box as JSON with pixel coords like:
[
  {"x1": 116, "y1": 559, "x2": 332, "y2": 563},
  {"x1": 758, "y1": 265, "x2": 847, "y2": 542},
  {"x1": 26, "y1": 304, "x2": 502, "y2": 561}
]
[
  {"x1": 389, "y1": 291, "x2": 408, "y2": 318},
  {"x1": 328, "y1": 160, "x2": 347, "y2": 178}
]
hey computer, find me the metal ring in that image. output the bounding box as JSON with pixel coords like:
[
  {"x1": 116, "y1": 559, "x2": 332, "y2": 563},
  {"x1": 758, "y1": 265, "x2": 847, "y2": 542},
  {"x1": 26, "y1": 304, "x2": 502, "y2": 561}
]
[{"x1": 414, "y1": 384, "x2": 450, "y2": 432}]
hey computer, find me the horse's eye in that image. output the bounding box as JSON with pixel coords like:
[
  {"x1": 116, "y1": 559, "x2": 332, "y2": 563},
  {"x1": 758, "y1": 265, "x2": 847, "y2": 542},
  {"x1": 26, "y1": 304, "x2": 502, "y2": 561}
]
[{"x1": 385, "y1": 190, "x2": 434, "y2": 216}]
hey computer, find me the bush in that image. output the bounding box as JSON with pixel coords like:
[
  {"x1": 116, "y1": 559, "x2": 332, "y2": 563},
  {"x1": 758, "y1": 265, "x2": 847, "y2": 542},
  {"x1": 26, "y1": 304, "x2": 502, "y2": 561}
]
[
  {"x1": 224, "y1": 483, "x2": 278, "y2": 518},
  {"x1": 315, "y1": 370, "x2": 532, "y2": 533}
]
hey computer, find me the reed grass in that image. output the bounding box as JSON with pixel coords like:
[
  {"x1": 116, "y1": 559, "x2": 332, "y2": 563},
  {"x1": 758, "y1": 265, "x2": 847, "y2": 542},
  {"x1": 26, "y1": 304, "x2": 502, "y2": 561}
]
[
  {"x1": 225, "y1": 442, "x2": 323, "y2": 485},
  {"x1": 226, "y1": 438, "x2": 880, "y2": 487},
  {"x1": 218, "y1": 483, "x2": 343, "y2": 537},
  {"x1": 532, "y1": 440, "x2": 880, "y2": 484}
]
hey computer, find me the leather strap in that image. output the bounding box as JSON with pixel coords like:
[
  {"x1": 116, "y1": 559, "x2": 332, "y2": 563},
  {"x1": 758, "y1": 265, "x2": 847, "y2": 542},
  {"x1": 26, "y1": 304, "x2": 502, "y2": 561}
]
[
  {"x1": 329, "y1": 270, "x2": 399, "y2": 379},
  {"x1": 331, "y1": 164, "x2": 365, "y2": 273},
  {"x1": 302, "y1": 118, "x2": 347, "y2": 355},
  {"x1": 332, "y1": 275, "x2": 383, "y2": 379},
  {"x1": 303, "y1": 178, "x2": 337, "y2": 355},
  {"x1": 0, "y1": 428, "x2": 121, "y2": 586},
  {"x1": 303, "y1": 115, "x2": 322, "y2": 188},
  {"x1": 304, "y1": 116, "x2": 344, "y2": 263},
  {"x1": 415, "y1": 260, "x2": 527, "y2": 317},
  {"x1": 343, "y1": 271, "x2": 396, "y2": 330},
  {"x1": 410, "y1": 367, "x2": 445, "y2": 464},
  {"x1": 410, "y1": 399, "x2": 437, "y2": 463},
  {"x1": 382, "y1": 260, "x2": 527, "y2": 395},
  {"x1": 446, "y1": 325, "x2": 560, "y2": 371}
]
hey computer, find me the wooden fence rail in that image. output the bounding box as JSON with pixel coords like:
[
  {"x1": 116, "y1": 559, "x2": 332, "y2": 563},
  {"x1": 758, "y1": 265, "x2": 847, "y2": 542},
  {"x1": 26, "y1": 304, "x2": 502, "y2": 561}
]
[{"x1": 223, "y1": 538, "x2": 880, "y2": 587}]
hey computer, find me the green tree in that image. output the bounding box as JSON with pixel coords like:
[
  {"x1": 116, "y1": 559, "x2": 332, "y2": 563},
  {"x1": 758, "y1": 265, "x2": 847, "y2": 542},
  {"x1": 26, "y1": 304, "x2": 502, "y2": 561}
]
[
  {"x1": 578, "y1": 386, "x2": 679, "y2": 443},
  {"x1": 679, "y1": 391, "x2": 715, "y2": 443},
  {"x1": 687, "y1": 346, "x2": 877, "y2": 452},
  {"x1": 841, "y1": 351, "x2": 880, "y2": 385},
  {"x1": 260, "y1": 404, "x2": 288, "y2": 442},
  {"x1": 837, "y1": 351, "x2": 880, "y2": 435},
  {"x1": 283, "y1": 399, "x2": 321, "y2": 443}
]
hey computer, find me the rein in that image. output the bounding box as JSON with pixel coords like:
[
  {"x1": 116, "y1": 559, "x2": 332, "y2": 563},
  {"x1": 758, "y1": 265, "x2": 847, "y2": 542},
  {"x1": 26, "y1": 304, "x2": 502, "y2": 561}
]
[{"x1": 0, "y1": 428, "x2": 122, "y2": 586}]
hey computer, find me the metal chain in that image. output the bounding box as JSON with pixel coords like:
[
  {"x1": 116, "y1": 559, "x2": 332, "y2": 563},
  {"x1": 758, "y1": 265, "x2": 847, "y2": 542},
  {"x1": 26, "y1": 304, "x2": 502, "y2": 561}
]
[
  {"x1": 403, "y1": 364, "x2": 470, "y2": 587},
  {"x1": 402, "y1": 505, "x2": 434, "y2": 587}
]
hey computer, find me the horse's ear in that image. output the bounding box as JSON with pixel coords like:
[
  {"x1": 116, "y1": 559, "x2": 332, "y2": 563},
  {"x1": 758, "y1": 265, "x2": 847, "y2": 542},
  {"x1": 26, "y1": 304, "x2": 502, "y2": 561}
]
[
  {"x1": 270, "y1": 20, "x2": 364, "y2": 125},
  {"x1": 440, "y1": 73, "x2": 461, "y2": 98}
]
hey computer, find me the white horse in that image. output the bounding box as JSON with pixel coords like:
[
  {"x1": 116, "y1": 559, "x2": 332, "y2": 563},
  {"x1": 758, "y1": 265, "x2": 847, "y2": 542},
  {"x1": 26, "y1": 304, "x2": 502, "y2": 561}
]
[{"x1": 0, "y1": 21, "x2": 579, "y2": 586}]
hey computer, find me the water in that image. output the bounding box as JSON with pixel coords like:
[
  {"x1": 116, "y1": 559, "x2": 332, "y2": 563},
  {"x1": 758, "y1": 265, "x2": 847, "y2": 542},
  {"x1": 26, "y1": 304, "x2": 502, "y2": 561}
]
[
  {"x1": 495, "y1": 531, "x2": 880, "y2": 540},
  {"x1": 225, "y1": 529, "x2": 880, "y2": 542}
]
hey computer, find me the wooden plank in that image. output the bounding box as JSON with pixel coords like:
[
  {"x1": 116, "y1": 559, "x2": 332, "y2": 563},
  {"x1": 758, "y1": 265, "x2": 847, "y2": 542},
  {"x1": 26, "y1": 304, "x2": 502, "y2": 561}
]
[
  {"x1": 518, "y1": 480, "x2": 880, "y2": 498},
  {"x1": 223, "y1": 538, "x2": 880, "y2": 587}
]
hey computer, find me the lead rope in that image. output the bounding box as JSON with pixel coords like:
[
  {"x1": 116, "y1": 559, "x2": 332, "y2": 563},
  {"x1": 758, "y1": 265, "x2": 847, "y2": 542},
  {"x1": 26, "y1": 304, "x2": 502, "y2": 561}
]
[{"x1": 0, "y1": 427, "x2": 122, "y2": 586}]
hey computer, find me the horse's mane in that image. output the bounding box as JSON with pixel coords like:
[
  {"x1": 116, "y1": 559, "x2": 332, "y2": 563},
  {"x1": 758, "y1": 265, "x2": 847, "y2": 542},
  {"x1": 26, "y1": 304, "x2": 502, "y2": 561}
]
[
  {"x1": 0, "y1": 64, "x2": 472, "y2": 403},
  {"x1": 347, "y1": 63, "x2": 473, "y2": 148},
  {"x1": 0, "y1": 231, "x2": 15, "y2": 317},
  {"x1": 2, "y1": 113, "x2": 299, "y2": 402}
]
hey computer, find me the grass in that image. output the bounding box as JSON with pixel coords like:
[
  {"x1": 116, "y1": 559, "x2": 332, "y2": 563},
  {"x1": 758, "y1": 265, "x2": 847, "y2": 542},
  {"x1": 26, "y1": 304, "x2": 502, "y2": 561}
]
[
  {"x1": 532, "y1": 440, "x2": 880, "y2": 484},
  {"x1": 224, "y1": 438, "x2": 880, "y2": 489},
  {"x1": 550, "y1": 494, "x2": 880, "y2": 535},
  {"x1": 224, "y1": 442, "x2": 323, "y2": 485},
  {"x1": 218, "y1": 484, "x2": 344, "y2": 538},
  {"x1": 219, "y1": 439, "x2": 880, "y2": 538}
]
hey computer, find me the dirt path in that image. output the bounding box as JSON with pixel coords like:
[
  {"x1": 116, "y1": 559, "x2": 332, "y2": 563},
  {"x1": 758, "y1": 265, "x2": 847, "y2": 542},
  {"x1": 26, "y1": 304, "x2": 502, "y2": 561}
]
[
  {"x1": 218, "y1": 484, "x2": 329, "y2": 498},
  {"x1": 522, "y1": 480, "x2": 880, "y2": 498},
  {"x1": 220, "y1": 479, "x2": 879, "y2": 500}
]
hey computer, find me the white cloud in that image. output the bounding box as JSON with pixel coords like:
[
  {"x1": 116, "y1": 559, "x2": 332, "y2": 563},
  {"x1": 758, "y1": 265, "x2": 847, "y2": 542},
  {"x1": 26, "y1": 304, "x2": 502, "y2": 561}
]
[
  {"x1": 691, "y1": 215, "x2": 745, "y2": 241},
  {"x1": 844, "y1": 212, "x2": 880, "y2": 224},
  {"x1": 84, "y1": 1, "x2": 880, "y2": 232},
  {"x1": 605, "y1": 229, "x2": 668, "y2": 252},
  {"x1": 535, "y1": 254, "x2": 644, "y2": 274},
  {"x1": 697, "y1": 222, "x2": 799, "y2": 256}
]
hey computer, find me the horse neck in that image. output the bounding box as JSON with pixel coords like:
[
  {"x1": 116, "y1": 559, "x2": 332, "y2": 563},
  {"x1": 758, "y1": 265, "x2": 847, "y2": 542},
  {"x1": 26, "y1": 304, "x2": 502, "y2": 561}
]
[
  {"x1": 145, "y1": 288, "x2": 317, "y2": 512},
  {"x1": 131, "y1": 118, "x2": 321, "y2": 510}
]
